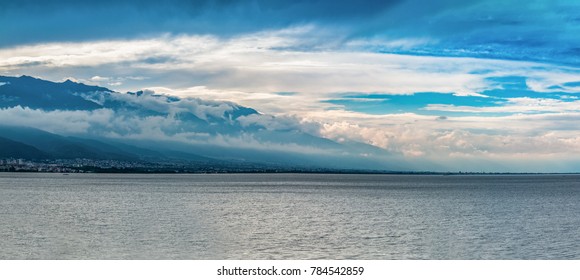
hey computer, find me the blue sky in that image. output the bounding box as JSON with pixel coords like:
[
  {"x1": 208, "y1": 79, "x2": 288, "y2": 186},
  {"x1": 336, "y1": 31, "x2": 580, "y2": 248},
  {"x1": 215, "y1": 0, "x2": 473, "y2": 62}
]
[{"x1": 2, "y1": 0, "x2": 580, "y2": 171}]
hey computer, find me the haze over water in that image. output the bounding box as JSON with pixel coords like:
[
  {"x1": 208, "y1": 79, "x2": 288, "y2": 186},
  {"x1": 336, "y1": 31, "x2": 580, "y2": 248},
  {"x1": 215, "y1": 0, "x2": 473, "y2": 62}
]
[{"x1": 0, "y1": 173, "x2": 578, "y2": 259}]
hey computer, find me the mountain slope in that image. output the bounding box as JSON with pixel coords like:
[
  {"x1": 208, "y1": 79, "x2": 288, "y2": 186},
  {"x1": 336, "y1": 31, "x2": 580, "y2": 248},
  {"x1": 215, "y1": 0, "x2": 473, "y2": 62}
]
[
  {"x1": 0, "y1": 126, "x2": 137, "y2": 160},
  {"x1": 0, "y1": 136, "x2": 49, "y2": 159}
]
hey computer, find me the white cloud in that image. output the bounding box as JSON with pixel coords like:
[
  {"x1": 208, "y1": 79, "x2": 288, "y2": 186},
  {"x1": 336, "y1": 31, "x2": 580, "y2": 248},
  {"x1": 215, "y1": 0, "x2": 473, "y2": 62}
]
[
  {"x1": 0, "y1": 105, "x2": 343, "y2": 158},
  {"x1": 90, "y1": 76, "x2": 109, "y2": 82},
  {"x1": 345, "y1": 37, "x2": 437, "y2": 50},
  {"x1": 237, "y1": 114, "x2": 321, "y2": 136},
  {"x1": 525, "y1": 70, "x2": 580, "y2": 93},
  {"x1": 424, "y1": 98, "x2": 580, "y2": 113},
  {"x1": 2, "y1": 27, "x2": 578, "y2": 99},
  {"x1": 0, "y1": 106, "x2": 114, "y2": 134},
  {"x1": 314, "y1": 108, "x2": 580, "y2": 160}
]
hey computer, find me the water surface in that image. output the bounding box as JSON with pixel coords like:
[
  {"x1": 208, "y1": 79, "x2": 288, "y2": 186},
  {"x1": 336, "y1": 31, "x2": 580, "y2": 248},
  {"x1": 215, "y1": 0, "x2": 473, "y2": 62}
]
[{"x1": 0, "y1": 173, "x2": 579, "y2": 259}]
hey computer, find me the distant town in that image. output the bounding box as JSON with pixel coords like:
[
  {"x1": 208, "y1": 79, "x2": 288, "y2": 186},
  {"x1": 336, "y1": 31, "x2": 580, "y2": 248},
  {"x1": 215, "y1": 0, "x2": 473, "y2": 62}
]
[
  {"x1": 1, "y1": 157, "x2": 567, "y2": 175},
  {"x1": 0, "y1": 158, "x2": 367, "y2": 174},
  {"x1": 0, "y1": 158, "x2": 176, "y2": 173}
]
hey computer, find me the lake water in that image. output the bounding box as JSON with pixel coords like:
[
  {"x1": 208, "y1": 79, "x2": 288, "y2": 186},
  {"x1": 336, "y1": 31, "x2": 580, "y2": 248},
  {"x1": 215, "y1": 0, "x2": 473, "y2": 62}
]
[{"x1": 0, "y1": 173, "x2": 579, "y2": 259}]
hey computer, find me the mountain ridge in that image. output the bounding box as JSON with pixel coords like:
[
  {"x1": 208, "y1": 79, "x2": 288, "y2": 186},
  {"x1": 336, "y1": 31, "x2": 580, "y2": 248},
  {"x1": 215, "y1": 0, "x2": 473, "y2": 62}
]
[{"x1": 0, "y1": 75, "x2": 394, "y2": 171}]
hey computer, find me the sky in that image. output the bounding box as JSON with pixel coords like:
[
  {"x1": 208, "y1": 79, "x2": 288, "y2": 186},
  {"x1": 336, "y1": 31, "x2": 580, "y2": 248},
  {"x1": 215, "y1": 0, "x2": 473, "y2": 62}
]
[{"x1": 2, "y1": 0, "x2": 580, "y2": 172}]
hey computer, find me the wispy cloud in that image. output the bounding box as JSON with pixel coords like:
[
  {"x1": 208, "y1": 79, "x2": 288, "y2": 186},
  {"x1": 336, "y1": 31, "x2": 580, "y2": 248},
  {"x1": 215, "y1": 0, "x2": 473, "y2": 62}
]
[
  {"x1": 425, "y1": 98, "x2": 580, "y2": 113},
  {"x1": 3, "y1": 28, "x2": 579, "y2": 109}
]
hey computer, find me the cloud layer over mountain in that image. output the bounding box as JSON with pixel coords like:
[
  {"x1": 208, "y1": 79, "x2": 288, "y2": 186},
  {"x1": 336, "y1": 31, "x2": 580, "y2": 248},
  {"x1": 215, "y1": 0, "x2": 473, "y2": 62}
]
[{"x1": 0, "y1": 76, "x2": 398, "y2": 170}]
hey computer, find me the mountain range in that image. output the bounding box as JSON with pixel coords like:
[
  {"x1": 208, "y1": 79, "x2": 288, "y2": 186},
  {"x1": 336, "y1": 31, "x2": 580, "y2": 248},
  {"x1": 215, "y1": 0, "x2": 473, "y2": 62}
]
[{"x1": 0, "y1": 75, "x2": 397, "y2": 172}]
